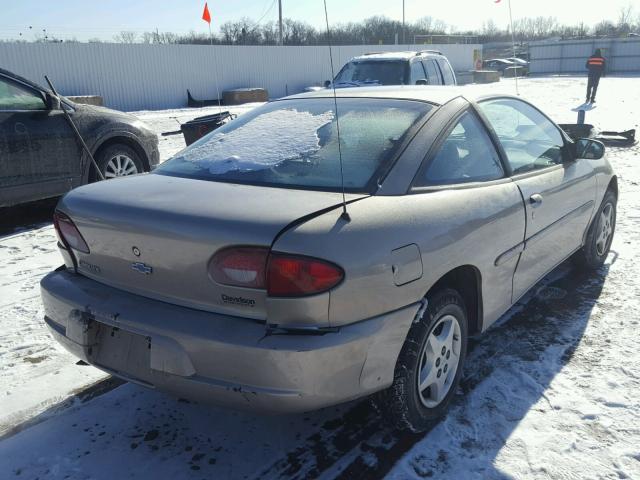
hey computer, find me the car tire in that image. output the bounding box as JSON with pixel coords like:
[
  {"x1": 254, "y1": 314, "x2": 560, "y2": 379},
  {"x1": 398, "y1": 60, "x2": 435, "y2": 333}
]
[
  {"x1": 573, "y1": 189, "x2": 617, "y2": 270},
  {"x1": 92, "y1": 144, "x2": 144, "y2": 182},
  {"x1": 374, "y1": 288, "x2": 468, "y2": 432}
]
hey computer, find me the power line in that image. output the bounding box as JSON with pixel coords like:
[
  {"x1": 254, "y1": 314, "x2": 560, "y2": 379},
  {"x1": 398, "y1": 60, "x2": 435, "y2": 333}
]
[{"x1": 245, "y1": 0, "x2": 278, "y2": 34}]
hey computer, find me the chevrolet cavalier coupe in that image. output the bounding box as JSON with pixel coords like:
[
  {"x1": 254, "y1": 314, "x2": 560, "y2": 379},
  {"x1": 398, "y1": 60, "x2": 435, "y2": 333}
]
[{"x1": 41, "y1": 87, "x2": 616, "y2": 432}]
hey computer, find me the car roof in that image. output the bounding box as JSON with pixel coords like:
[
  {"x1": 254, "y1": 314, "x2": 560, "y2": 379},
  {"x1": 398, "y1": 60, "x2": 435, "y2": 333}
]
[
  {"x1": 350, "y1": 50, "x2": 444, "y2": 62},
  {"x1": 282, "y1": 85, "x2": 516, "y2": 107}
]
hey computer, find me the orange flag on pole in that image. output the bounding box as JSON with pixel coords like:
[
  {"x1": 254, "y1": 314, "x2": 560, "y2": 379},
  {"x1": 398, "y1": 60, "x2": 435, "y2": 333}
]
[{"x1": 202, "y1": 2, "x2": 211, "y2": 24}]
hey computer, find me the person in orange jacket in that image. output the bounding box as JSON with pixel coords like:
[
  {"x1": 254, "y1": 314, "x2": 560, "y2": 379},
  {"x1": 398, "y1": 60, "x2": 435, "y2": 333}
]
[{"x1": 586, "y1": 49, "x2": 606, "y2": 104}]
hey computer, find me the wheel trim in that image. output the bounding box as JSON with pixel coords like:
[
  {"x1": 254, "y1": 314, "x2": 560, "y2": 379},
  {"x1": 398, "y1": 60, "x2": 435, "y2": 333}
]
[
  {"x1": 417, "y1": 314, "x2": 462, "y2": 408},
  {"x1": 104, "y1": 154, "x2": 138, "y2": 179},
  {"x1": 595, "y1": 203, "x2": 614, "y2": 257}
]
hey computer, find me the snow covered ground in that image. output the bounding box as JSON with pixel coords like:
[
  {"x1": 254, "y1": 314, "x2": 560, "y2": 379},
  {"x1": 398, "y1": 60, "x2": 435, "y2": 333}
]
[{"x1": 1, "y1": 76, "x2": 639, "y2": 479}]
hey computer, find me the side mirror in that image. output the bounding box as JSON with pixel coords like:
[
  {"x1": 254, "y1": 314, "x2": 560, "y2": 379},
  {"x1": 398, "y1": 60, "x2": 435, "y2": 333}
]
[
  {"x1": 46, "y1": 93, "x2": 61, "y2": 110},
  {"x1": 576, "y1": 138, "x2": 605, "y2": 160},
  {"x1": 324, "y1": 80, "x2": 331, "y2": 88},
  {"x1": 415, "y1": 79, "x2": 428, "y2": 85}
]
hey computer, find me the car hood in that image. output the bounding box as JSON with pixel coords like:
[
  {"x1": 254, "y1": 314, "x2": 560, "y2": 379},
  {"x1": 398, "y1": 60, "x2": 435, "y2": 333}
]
[
  {"x1": 72, "y1": 102, "x2": 139, "y2": 122},
  {"x1": 69, "y1": 103, "x2": 155, "y2": 140}
]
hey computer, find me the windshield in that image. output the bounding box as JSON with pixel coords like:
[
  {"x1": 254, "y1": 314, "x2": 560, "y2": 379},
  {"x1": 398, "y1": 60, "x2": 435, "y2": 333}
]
[
  {"x1": 333, "y1": 61, "x2": 408, "y2": 86},
  {"x1": 155, "y1": 98, "x2": 431, "y2": 193}
]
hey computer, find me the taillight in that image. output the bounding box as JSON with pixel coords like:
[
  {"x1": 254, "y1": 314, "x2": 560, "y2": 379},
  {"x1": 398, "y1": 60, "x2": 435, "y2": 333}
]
[
  {"x1": 209, "y1": 247, "x2": 344, "y2": 297},
  {"x1": 267, "y1": 253, "x2": 344, "y2": 297},
  {"x1": 209, "y1": 247, "x2": 269, "y2": 289},
  {"x1": 53, "y1": 211, "x2": 90, "y2": 254}
]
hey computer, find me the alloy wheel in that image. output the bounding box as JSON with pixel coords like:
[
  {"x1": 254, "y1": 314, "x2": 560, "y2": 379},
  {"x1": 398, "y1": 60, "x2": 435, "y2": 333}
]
[
  {"x1": 595, "y1": 203, "x2": 614, "y2": 256},
  {"x1": 104, "y1": 154, "x2": 139, "y2": 178},
  {"x1": 417, "y1": 314, "x2": 462, "y2": 408}
]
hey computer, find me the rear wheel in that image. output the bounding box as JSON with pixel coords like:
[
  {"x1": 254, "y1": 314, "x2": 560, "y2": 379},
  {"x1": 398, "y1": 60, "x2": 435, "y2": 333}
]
[
  {"x1": 93, "y1": 144, "x2": 143, "y2": 182},
  {"x1": 375, "y1": 289, "x2": 468, "y2": 432},
  {"x1": 574, "y1": 189, "x2": 617, "y2": 270}
]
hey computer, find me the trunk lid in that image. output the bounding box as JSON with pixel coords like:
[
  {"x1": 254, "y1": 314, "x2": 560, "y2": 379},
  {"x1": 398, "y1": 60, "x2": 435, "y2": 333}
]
[{"x1": 59, "y1": 173, "x2": 365, "y2": 320}]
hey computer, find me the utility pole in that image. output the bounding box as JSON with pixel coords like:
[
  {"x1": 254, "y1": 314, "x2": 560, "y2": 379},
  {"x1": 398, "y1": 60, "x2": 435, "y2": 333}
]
[
  {"x1": 278, "y1": 0, "x2": 283, "y2": 46},
  {"x1": 402, "y1": 0, "x2": 405, "y2": 45}
]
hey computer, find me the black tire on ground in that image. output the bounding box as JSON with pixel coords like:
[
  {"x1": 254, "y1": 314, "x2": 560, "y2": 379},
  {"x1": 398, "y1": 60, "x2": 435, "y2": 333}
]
[
  {"x1": 573, "y1": 189, "x2": 617, "y2": 270},
  {"x1": 374, "y1": 288, "x2": 468, "y2": 433},
  {"x1": 92, "y1": 143, "x2": 144, "y2": 182}
]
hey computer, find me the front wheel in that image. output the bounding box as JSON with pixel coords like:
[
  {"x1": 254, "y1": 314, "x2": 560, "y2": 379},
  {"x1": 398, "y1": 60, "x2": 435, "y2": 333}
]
[
  {"x1": 574, "y1": 189, "x2": 617, "y2": 270},
  {"x1": 92, "y1": 144, "x2": 143, "y2": 182},
  {"x1": 375, "y1": 289, "x2": 468, "y2": 432}
]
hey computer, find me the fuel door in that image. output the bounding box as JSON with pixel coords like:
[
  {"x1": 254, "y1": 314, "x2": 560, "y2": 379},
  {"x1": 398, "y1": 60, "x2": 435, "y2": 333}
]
[{"x1": 391, "y1": 243, "x2": 423, "y2": 286}]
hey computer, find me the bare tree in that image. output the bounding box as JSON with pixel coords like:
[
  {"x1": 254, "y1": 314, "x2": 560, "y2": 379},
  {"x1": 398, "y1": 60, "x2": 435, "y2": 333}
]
[
  {"x1": 482, "y1": 19, "x2": 499, "y2": 38},
  {"x1": 219, "y1": 18, "x2": 260, "y2": 44},
  {"x1": 113, "y1": 30, "x2": 138, "y2": 43},
  {"x1": 9, "y1": 12, "x2": 637, "y2": 46},
  {"x1": 593, "y1": 20, "x2": 617, "y2": 36},
  {"x1": 282, "y1": 19, "x2": 316, "y2": 45},
  {"x1": 141, "y1": 32, "x2": 155, "y2": 44},
  {"x1": 261, "y1": 21, "x2": 279, "y2": 45},
  {"x1": 618, "y1": 4, "x2": 634, "y2": 31}
]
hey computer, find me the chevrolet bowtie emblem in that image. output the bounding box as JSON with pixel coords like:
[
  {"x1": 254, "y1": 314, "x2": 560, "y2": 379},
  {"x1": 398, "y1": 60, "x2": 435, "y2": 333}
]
[{"x1": 131, "y1": 262, "x2": 153, "y2": 275}]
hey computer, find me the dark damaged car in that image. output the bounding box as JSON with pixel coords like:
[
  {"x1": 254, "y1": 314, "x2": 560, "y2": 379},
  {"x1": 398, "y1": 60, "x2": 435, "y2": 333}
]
[{"x1": 0, "y1": 68, "x2": 159, "y2": 207}]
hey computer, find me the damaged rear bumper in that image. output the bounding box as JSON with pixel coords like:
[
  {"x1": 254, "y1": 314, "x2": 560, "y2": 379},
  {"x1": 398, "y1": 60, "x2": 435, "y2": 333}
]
[{"x1": 40, "y1": 269, "x2": 417, "y2": 413}]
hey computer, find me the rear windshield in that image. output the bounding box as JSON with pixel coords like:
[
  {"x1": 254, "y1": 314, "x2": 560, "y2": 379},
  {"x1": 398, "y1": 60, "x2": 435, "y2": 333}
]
[
  {"x1": 333, "y1": 61, "x2": 408, "y2": 86},
  {"x1": 155, "y1": 98, "x2": 431, "y2": 193}
]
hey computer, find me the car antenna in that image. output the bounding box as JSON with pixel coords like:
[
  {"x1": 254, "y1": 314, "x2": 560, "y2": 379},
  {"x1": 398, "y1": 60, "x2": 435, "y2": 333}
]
[
  {"x1": 45, "y1": 76, "x2": 105, "y2": 180},
  {"x1": 323, "y1": 0, "x2": 350, "y2": 222},
  {"x1": 506, "y1": 0, "x2": 520, "y2": 96}
]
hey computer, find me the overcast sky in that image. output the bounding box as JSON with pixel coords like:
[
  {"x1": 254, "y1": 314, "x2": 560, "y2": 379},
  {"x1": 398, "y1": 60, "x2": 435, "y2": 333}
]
[{"x1": 1, "y1": 0, "x2": 636, "y2": 41}]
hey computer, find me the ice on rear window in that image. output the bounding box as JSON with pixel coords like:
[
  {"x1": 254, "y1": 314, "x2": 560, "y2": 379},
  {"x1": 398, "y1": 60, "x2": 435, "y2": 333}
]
[
  {"x1": 156, "y1": 98, "x2": 432, "y2": 191},
  {"x1": 176, "y1": 108, "x2": 335, "y2": 174}
]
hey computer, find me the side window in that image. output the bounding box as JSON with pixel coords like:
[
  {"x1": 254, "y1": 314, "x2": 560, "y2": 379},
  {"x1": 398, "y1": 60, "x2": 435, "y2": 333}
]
[
  {"x1": 437, "y1": 59, "x2": 455, "y2": 85},
  {"x1": 414, "y1": 111, "x2": 504, "y2": 187},
  {"x1": 0, "y1": 77, "x2": 46, "y2": 111},
  {"x1": 409, "y1": 61, "x2": 427, "y2": 84},
  {"x1": 478, "y1": 99, "x2": 565, "y2": 175},
  {"x1": 424, "y1": 60, "x2": 441, "y2": 85}
]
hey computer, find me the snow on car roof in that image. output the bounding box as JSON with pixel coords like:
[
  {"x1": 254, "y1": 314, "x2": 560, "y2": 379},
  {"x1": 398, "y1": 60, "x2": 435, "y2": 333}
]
[
  {"x1": 284, "y1": 85, "x2": 515, "y2": 107},
  {"x1": 349, "y1": 51, "x2": 443, "y2": 61}
]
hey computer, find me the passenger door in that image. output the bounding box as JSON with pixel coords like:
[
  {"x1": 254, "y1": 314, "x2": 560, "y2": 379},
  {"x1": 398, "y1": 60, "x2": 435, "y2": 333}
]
[
  {"x1": 477, "y1": 98, "x2": 597, "y2": 302},
  {"x1": 412, "y1": 110, "x2": 524, "y2": 325},
  {"x1": 0, "y1": 74, "x2": 80, "y2": 206}
]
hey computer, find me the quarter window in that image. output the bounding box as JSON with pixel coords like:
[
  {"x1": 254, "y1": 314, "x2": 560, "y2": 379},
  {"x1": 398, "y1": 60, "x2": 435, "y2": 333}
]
[
  {"x1": 410, "y1": 61, "x2": 427, "y2": 84},
  {"x1": 478, "y1": 98, "x2": 565, "y2": 174},
  {"x1": 415, "y1": 111, "x2": 504, "y2": 186},
  {"x1": 436, "y1": 59, "x2": 455, "y2": 85},
  {"x1": 0, "y1": 77, "x2": 46, "y2": 111},
  {"x1": 424, "y1": 60, "x2": 441, "y2": 85}
]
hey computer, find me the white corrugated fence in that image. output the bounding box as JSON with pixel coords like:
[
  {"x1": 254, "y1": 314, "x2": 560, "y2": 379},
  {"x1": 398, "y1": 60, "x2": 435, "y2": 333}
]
[
  {"x1": 0, "y1": 43, "x2": 481, "y2": 111},
  {"x1": 529, "y1": 38, "x2": 640, "y2": 74}
]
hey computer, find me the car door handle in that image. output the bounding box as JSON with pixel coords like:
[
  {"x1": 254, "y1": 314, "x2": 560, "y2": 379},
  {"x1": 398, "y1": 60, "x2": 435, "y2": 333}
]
[{"x1": 529, "y1": 194, "x2": 543, "y2": 206}]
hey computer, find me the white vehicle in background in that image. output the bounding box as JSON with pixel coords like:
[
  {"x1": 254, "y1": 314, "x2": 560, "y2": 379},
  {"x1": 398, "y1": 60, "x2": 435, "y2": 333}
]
[
  {"x1": 326, "y1": 50, "x2": 457, "y2": 88},
  {"x1": 506, "y1": 57, "x2": 530, "y2": 67}
]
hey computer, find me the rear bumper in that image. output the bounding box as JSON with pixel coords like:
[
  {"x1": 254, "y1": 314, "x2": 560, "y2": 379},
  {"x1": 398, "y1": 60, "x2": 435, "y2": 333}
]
[{"x1": 41, "y1": 269, "x2": 418, "y2": 413}]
